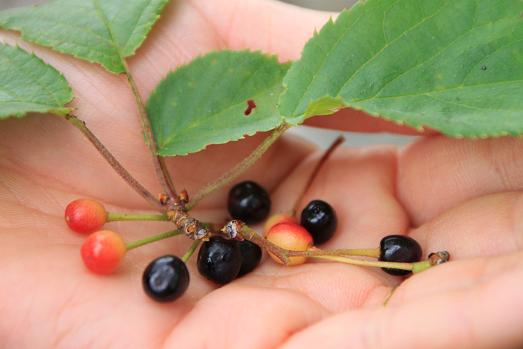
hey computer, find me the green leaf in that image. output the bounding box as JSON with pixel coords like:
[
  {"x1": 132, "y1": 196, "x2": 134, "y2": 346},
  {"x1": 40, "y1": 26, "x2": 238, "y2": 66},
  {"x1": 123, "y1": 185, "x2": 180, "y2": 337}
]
[
  {"x1": 0, "y1": 43, "x2": 72, "y2": 119},
  {"x1": 147, "y1": 50, "x2": 289, "y2": 156},
  {"x1": 280, "y1": 0, "x2": 523, "y2": 137},
  {"x1": 0, "y1": 0, "x2": 169, "y2": 74}
]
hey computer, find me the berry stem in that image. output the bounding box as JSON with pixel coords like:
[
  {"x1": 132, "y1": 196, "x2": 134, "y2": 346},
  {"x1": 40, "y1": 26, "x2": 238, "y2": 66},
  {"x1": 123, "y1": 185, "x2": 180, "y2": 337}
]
[
  {"x1": 288, "y1": 247, "x2": 380, "y2": 258},
  {"x1": 186, "y1": 124, "x2": 290, "y2": 210},
  {"x1": 106, "y1": 212, "x2": 169, "y2": 222},
  {"x1": 66, "y1": 114, "x2": 162, "y2": 210},
  {"x1": 310, "y1": 255, "x2": 432, "y2": 273},
  {"x1": 126, "y1": 229, "x2": 183, "y2": 251},
  {"x1": 291, "y1": 135, "x2": 344, "y2": 216},
  {"x1": 238, "y1": 226, "x2": 375, "y2": 264},
  {"x1": 237, "y1": 224, "x2": 439, "y2": 273},
  {"x1": 182, "y1": 240, "x2": 201, "y2": 262},
  {"x1": 411, "y1": 260, "x2": 433, "y2": 273},
  {"x1": 240, "y1": 225, "x2": 289, "y2": 264},
  {"x1": 124, "y1": 64, "x2": 178, "y2": 200}
]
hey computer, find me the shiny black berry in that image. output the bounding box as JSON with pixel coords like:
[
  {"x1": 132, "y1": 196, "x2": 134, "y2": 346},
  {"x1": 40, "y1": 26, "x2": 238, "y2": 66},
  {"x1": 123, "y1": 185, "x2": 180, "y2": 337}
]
[
  {"x1": 300, "y1": 200, "x2": 337, "y2": 245},
  {"x1": 379, "y1": 235, "x2": 422, "y2": 276},
  {"x1": 142, "y1": 255, "x2": 190, "y2": 302},
  {"x1": 237, "y1": 240, "x2": 262, "y2": 277},
  {"x1": 197, "y1": 237, "x2": 242, "y2": 284},
  {"x1": 228, "y1": 181, "x2": 271, "y2": 224}
]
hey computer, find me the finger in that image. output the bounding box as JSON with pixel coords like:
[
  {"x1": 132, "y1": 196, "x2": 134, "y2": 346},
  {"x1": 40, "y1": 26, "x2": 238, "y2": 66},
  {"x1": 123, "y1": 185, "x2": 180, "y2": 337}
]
[
  {"x1": 398, "y1": 136, "x2": 523, "y2": 225},
  {"x1": 239, "y1": 259, "x2": 396, "y2": 312},
  {"x1": 179, "y1": 0, "x2": 333, "y2": 61},
  {"x1": 162, "y1": 285, "x2": 329, "y2": 349},
  {"x1": 409, "y1": 192, "x2": 523, "y2": 260},
  {"x1": 305, "y1": 108, "x2": 435, "y2": 135},
  {"x1": 281, "y1": 252, "x2": 523, "y2": 349},
  {"x1": 388, "y1": 245, "x2": 523, "y2": 306}
]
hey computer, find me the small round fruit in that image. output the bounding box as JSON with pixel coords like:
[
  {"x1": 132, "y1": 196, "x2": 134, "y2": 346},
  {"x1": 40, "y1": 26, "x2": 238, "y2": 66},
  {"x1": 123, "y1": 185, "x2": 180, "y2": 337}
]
[
  {"x1": 228, "y1": 181, "x2": 271, "y2": 224},
  {"x1": 263, "y1": 213, "x2": 297, "y2": 235},
  {"x1": 65, "y1": 199, "x2": 107, "y2": 234},
  {"x1": 266, "y1": 223, "x2": 313, "y2": 266},
  {"x1": 237, "y1": 240, "x2": 262, "y2": 277},
  {"x1": 197, "y1": 237, "x2": 242, "y2": 284},
  {"x1": 300, "y1": 200, "x2": 337, "y2": 245},
  {"x1": 81, "y1": 230, "x2": 126, "y2": 274},
  {"x1": 142, "y1": 255, "x2": 190, "y2": 302},
  {"x1": 379, "y1": 235, "x2": 422, "y2": 276}
]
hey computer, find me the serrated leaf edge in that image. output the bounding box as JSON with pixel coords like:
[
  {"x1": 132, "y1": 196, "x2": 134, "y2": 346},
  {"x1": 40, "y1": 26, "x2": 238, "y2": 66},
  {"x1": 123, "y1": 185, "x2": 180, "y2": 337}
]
[
  {"x1": 0, "y1": 42, "x2": 74, "y2": 119},
  {"x1": 0, "y1": 0, "x2": 170, "y2": 74},
  {"x1": 148, "y1": 49, "x2": 289, "y2": 156}
]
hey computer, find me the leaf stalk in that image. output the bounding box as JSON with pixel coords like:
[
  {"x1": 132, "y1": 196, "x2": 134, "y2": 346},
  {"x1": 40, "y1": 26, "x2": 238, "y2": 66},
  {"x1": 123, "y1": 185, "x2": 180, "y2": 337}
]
[
  {"x1": 124, "y1": 64, "x2": 178, "y2": 200},
  {"x1": 66, "y1": 114, "x2": 162, "y2": 210},
  {"x1": 187, "y1": 123, "x2": 290, "y2": 210}
]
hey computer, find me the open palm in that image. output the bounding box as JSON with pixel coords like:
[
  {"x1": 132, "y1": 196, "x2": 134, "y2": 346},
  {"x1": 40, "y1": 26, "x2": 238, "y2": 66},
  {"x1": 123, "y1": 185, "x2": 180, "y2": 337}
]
[{"x1": 1, "y1": 1, "x2": 522, "y2": 348}]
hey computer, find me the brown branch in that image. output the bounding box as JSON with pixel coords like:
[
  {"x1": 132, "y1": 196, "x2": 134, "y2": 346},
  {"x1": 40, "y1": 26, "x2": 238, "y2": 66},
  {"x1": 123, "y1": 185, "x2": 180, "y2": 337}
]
[
  {"x1": 124, "y1": 65, "x2": 178, "y2": 200},
  {"x1": 291, "y1": 135, "x2": 345, "y2": 215},
  {"x1": 66, "y1": 114, "x2": 163, "y2": 210},
  {"x1": 187, "y1": 124, "x2": 290, "y2": 210}
]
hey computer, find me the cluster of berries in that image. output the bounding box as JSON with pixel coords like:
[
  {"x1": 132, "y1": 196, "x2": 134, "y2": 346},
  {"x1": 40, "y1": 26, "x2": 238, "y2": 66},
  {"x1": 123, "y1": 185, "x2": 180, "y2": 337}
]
[
  {"x1": 65, "y1": 177, "x2": 428, "y2": 304},
  {"x1": 195, "y1": 181, "x2": 340, "y2": 284}
]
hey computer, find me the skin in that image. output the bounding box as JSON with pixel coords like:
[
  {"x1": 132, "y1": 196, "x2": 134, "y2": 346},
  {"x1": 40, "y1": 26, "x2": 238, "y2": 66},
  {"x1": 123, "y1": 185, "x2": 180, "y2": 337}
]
[{"x1": 0, "y1": 0, "x2": 522, "y2": 348}]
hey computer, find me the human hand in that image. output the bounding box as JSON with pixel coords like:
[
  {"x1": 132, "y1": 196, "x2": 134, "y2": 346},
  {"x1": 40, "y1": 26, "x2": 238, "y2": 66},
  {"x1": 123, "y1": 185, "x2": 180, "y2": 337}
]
[{"x1": 0, "y1": 0, "x2": 522, "y2": 348}]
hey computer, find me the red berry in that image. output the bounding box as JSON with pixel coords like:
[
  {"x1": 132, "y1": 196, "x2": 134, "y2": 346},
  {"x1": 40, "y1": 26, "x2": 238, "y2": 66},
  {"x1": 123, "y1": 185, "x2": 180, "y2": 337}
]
[
  {"x1": 263, "y1": 213, "x2": 297, "y2": 235},
  {"x1": 65, "y1": 199, "x2": 107, "y2": 234},
  {"x1": 266, "y1": 223, "x2": 313, "y2": 266},
  {"x1": 81, "y1": 230, "x2": 126, "y2": 274}
]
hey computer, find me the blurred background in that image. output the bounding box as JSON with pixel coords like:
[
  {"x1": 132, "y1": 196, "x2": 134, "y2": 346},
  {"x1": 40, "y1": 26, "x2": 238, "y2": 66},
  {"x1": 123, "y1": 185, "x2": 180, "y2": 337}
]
[
  {"x1": 0, "y1": 0, "x2": 358, "y2": 10},
  {"x1": 283, "y1": 0, "x2": 356, "y2": 11},
  {"x1": 0, "y1": 0, "x2": 415, "y2": 149}
]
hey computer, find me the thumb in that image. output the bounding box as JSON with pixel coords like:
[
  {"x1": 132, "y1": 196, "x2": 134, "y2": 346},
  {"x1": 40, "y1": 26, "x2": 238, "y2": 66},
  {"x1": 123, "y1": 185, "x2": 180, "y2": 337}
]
[{"x1": 190, "y1": 0, "x2": 333, "y2": 61}]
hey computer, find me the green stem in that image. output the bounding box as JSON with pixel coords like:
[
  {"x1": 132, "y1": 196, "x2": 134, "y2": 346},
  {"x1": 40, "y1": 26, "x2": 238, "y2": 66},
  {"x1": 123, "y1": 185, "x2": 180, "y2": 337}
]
[
  {"x1": 106, "y1": 212, "x2": 169, "y2": 222},
  {"x1": 238, "y1": 226, "x2": 379, "y2": 264},
  {"x1": 412, "y1": 260, "x2": 432, "y2": 273},
  {"x1": 182, "y1": 240, "x2": 201, "y2": 262},
  {"x1": 288, "y1": 247, "x2": 380, "y2": 258},
  {"x1": 66, "y1": 115, "x2": 162, "y2": 210},
  {"x1": 126, "y1": 229, "x2": 182, "y2": 251},
  {"x1": 237, "y1": 225, "x2": 439, "y2": 273},
  {"x1": 337, "y1": 248, "x2": 380, "y2": 258},
  {"x1": 311, "y1": 255, "x2": 432, "y2": 273},
  {"x1": 187, "y1": 124, "x2": 290, "y2": 210}
]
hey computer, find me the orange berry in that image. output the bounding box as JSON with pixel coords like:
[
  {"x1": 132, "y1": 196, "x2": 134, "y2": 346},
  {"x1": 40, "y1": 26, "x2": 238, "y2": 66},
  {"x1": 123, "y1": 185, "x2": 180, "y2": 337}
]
[
  {"x1": 263, "y1": 213, "x2": 297, "y2": 235},
  {"x1": 81, "y1": 230, "x2": 126, "y2": 275},
  {"x1": 266, "y1": 223, "x2": 313, "y2": 266},
  {"x1": 65, "y1": 199, "x2": 107, "y2": 234}
]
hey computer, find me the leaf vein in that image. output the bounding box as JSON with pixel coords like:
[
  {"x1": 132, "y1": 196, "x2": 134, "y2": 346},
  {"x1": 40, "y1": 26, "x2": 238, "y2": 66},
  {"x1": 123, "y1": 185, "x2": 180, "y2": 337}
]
[
  {"x1": 284, "y1": 2, "x2": 373, "y2": 115},
  {"x1": 91, "y1": 0, "x2": 125, "y2": 65},
  {"x1": 1, "y1": 48, "x2": 62, "y2": 106},
  {"x1": 335, "y1": 0, "x2": 450, "y2": 98},
  {"x1": 355, "y1": 79, "x2": 523, "y2": 102}
]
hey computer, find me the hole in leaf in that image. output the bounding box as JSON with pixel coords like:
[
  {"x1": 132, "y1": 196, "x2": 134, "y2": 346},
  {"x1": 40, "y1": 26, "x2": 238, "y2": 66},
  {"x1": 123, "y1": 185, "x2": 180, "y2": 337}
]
[
  {"x1": 244, "y1": 99, "x2": 257, "y2": 116},
  {"x1": 481, "y1": 65, "x2": 487, "y2": 71}
]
